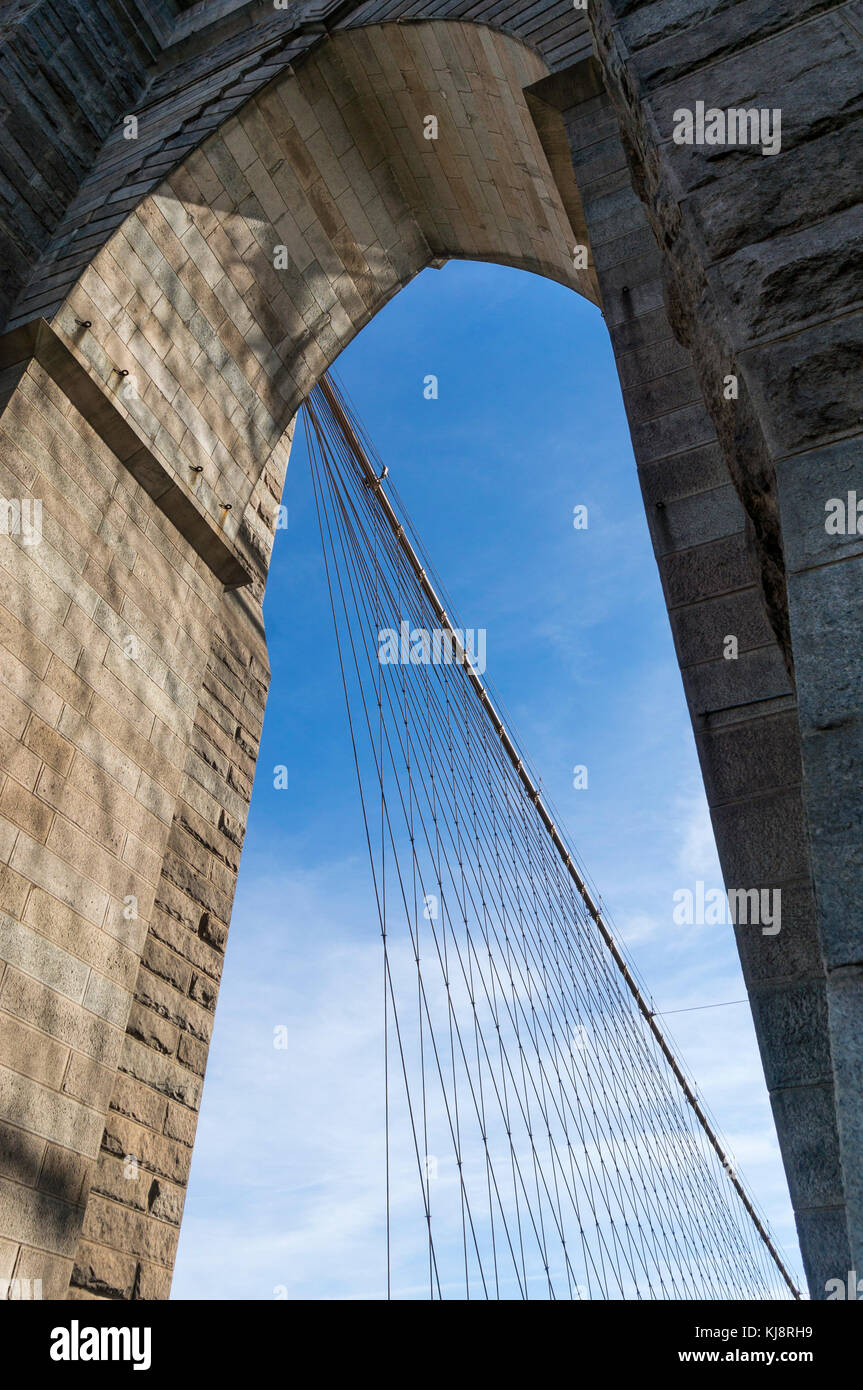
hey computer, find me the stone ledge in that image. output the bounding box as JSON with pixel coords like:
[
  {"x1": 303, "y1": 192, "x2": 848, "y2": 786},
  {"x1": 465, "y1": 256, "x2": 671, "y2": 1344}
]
[{"x1": 0, "y1": 320, "x2": 252, "y2": 592}]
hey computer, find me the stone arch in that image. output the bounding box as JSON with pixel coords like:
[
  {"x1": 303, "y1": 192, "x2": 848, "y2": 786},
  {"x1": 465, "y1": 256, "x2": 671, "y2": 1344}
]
[
  {"x1": 0, "y1": 18, "x2": 617, "y2": 1301},
  {"x1": 52, "y1": 21, "x2": 597, "y2": 593},
  {"x1": 0, "y1": 2, "x2": 858, "y2": 1302}
]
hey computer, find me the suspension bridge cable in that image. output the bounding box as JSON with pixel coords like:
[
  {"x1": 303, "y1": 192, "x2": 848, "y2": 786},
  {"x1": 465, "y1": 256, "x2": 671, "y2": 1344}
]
[{"x1": 301, "y1": 374, "x2": 801, "y2": 1301}]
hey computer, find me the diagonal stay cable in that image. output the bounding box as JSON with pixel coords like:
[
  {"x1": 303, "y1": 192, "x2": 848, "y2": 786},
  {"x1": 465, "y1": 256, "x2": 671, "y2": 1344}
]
[{"x1": 301, "y1": 374, "x2": 801, "y2": 1301}]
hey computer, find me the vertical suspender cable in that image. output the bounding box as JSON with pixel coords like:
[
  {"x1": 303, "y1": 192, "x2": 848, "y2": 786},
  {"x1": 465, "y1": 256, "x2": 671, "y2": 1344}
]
[{"x1": 310, "y1": 372, "x2": 801, "y2": 1301}]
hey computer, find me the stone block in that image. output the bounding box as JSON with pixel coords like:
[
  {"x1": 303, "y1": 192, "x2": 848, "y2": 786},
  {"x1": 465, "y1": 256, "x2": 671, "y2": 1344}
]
[
  {"x1": 80, "y1": 1192, "x2": 178, "y2": 1269},
  {"x1": 0, "y1": 1172, "x2": 83, "y2": 1257},
  {"x1": 0, "y1": 968, "x2": 122, "y2": 1064},
  {"x1": 0, "y1": 1119, "x2": 45, "y2": 1186},
  {"x1": 748, "y1": 977, "x2": 833, "y2": 1091},
  {"x1": 777, "y1": 437, "x2": 863, "y2": 575},
  {"x1": 0, "y1": 1065, "x2": 103, "y2": 1158},
  {"x1": 0, "y1": 911, "x2": 91, "y2": 1003},
  {"x1": 71, "y1": 1239, "x2": 137, "y2": 1300},
  {"x1": 118, "y1": 1037, "x2": 201, "y2": 1110},
  {"x1": 0, "y1": 1013, "x2": 69, "y2": 1089},
  {"x1": 768, "y1": 1083, "x2": 846, "y2": 1213}
]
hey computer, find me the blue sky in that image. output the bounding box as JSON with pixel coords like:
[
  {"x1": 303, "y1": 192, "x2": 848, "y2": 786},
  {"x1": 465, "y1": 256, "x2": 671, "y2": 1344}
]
[{"x1": 171, "y1": 259, "x2": 804, "y2": 1299}]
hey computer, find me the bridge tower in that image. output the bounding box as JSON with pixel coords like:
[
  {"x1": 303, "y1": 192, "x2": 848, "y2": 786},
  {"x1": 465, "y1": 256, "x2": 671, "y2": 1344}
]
[{"x1": 0, "y1": 0, "x2": 860, "y2": 1299}]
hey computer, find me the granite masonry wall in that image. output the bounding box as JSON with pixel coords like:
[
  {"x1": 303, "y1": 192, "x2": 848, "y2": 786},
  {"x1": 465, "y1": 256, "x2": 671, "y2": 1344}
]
[
  {"x1": 548, "y1": 54, "x2": 848, "y2": 1297},
  {"x1": 580, "y1": 0, "x2": 863, "y2": 1283},
  {"x1": 0, "y1": 0, "x2": 859, "y2": 1299},
  {"x1": 0, "y1": 340, "x2": 224, "y2": 1297},
  {"x1": 0, "y1": 19, "x2": 595, "y2": 1299}
]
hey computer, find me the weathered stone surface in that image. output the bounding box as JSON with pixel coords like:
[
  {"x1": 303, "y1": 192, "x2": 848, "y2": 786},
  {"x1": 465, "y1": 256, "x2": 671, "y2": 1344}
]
[
  {"x1": 71, "y1": 1240, "x2": 138, "y2": 1300},
  {"x1": 0, "y1": 0, "x2": 859, "y2": 1304},
  {"x1": 0, "y1": 0, "x2": 175, "y2": 327},
  {"x1": 585, "y1": 0, "x2": 863, "y2": 1295},
  {"x1": 558, "y1": 38, "x2": 859, "y2": 1297}
]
